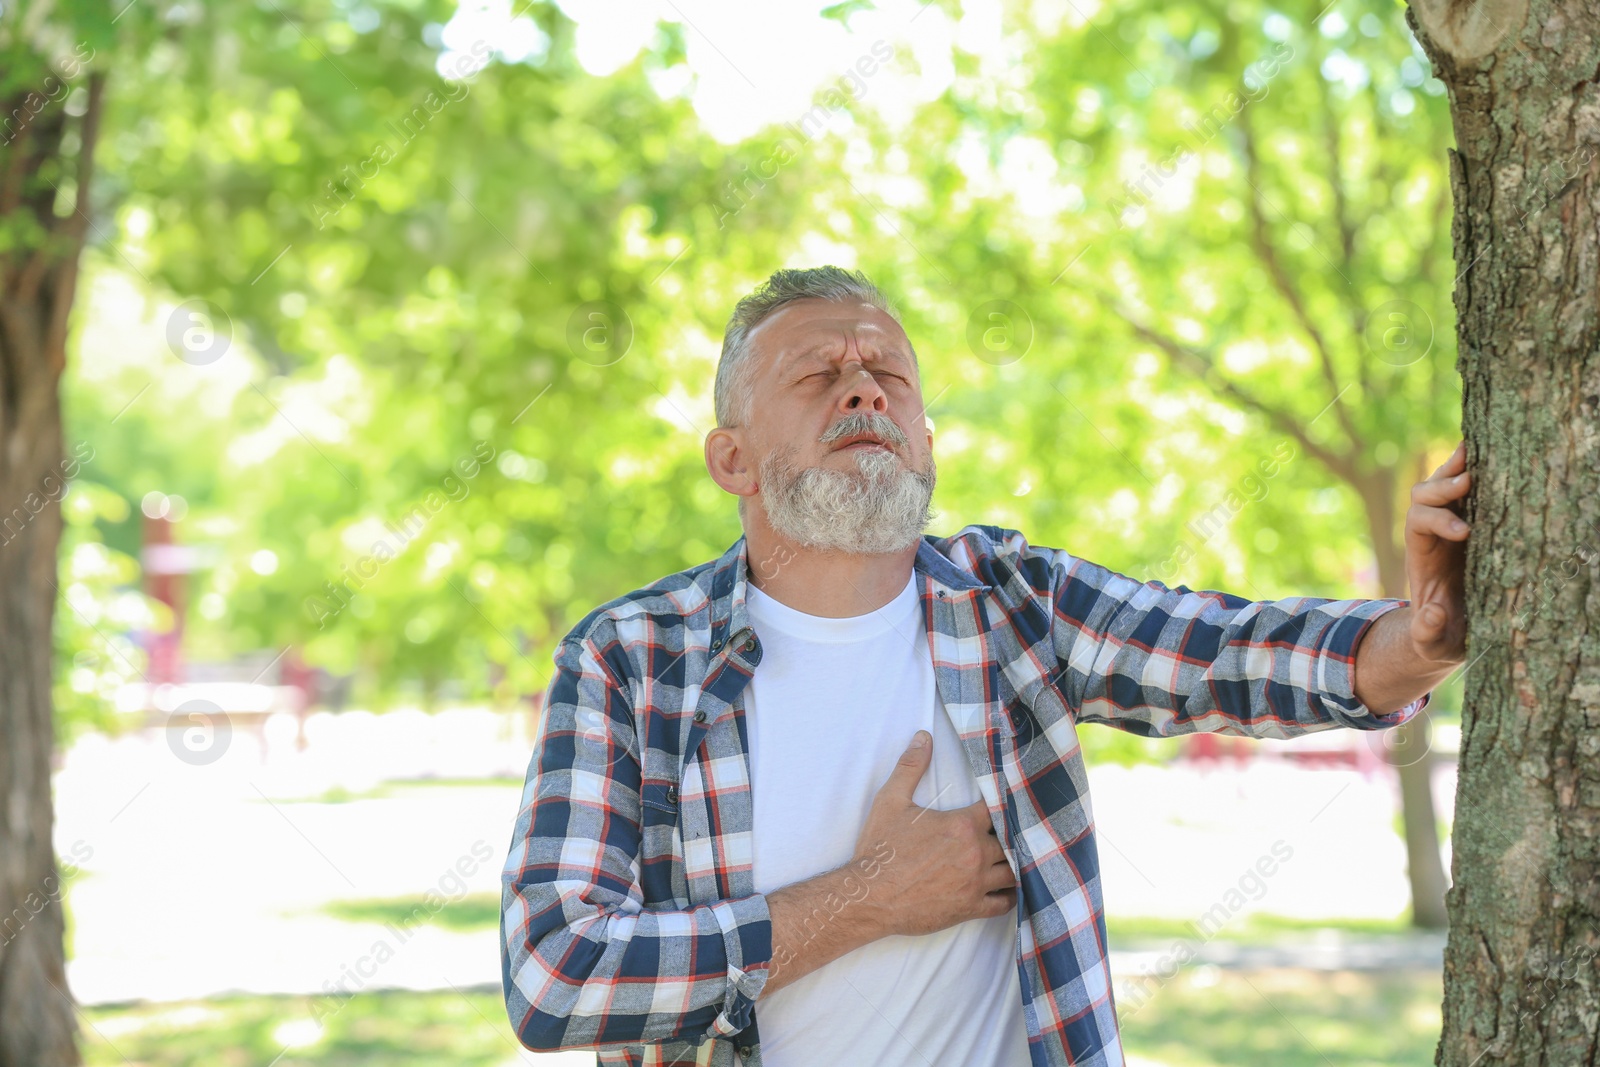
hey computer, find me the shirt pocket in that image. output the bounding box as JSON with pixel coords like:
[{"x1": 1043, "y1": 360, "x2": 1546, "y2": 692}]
[
  {"x1": 1002, "y1": 675, "x2": 1075, "y2": 781},
  {"x1": 638, "y1": 774, "x2": 689, "y2": 905}
]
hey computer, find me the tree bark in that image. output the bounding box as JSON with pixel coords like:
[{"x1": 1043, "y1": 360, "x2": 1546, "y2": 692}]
[
  {"x1": 0, "y1": 72, "x2": 106, "y2": 1067},
  {"x1": 1359, "y1": 465, "x2": 1453, "y2": 930},
  {"x1": 1403, "y1": 0, "x2": 1600, "y2": 1060}
]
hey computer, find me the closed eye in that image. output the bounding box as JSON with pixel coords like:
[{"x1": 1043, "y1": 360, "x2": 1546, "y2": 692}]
[{"x1": 796, "y1": 365, "x2": 909, "y2": 385}]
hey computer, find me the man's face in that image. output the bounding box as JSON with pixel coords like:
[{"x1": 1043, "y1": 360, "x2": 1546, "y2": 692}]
[{"x1": 732, "y1": 298, "x2": 937, "y2": 553}]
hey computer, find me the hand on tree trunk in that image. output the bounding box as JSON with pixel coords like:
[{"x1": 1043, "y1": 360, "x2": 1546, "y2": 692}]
[
  {"x1": 1352, "y1": 441, "x2": 1473, "y2": 715},
  {"x1": 1404, "y1": 438, "x2": 1471, "y2": 664}
]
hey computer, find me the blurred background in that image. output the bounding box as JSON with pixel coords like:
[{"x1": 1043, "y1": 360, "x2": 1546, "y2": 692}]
[{"x1": 14, "y1": 0, "x2": 1463, "y2": 1061}]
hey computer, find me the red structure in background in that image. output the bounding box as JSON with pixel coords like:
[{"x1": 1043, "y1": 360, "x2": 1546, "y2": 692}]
[
  {"x1": 141, "y1": 511, "x2": 189, "y2": 686},
  {"x1": 1182, "y1": 733, "x2": 1256, "y2": 765},
  {"x1": 1182, "y1": 730, "x2": 1394, "y2": 775},
  {"x1": 136, "y1": 503, "x2": 323, "y2": 749}
]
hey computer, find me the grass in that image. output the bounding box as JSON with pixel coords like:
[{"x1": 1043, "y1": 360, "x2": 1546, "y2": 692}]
[
  {"x1": 82, "y1": 968, "x2": 1442, "y2": 1067},
  {"x1": 1119, "y1": 966, "x2": 1442, "y2": 1066},
  {"x1": 316, "y1": 893, "x2": 501, "y2": 932},
  {"x1": 82, "y1": 989, "x2": 520, "y2": 1067},
  {"x1": 1106, "y1": 912, "x2": 1412, "y2": 945}
]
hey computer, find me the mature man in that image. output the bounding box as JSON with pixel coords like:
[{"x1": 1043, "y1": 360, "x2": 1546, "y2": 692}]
[{"x1": 501, "y1": 266, "x2": 1470, "y2": 1067}]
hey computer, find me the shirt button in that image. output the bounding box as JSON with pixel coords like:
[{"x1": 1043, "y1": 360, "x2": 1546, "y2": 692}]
[
  {"x1": 665, "y1": 786, "x2": 678, "y2": 804},
  {"x1": 694, "y1": 710, "x2": 708, "y2": 723},
  {"x1": 741, "y1": 637, "x2": 757, "y2": 652},
  {"x1": 738, "y1": 1046, "x2": 754, "y2": 1058},
  {"x1": 711, "y1": 638, "x2": 725, "y2": 651}
]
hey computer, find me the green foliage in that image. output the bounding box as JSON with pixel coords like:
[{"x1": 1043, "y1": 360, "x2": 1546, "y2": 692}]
[
  {"x1": 53, "y1": 478, "x2": 157, "y2": 745},
  {"x1": 11, "y1": 0, "x2": 1461, "y2": 726},
  {"x1": 821, "y1": 0, "x2": 1458, "y2": 603},
  {"x1": 1080, "y1": 728, "x2": 1182, "y2": 767}
]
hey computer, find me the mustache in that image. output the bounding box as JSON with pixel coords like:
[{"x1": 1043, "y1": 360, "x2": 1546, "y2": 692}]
[{"x1": 818, "y1": 411, "x2": 909, "y2": 449}]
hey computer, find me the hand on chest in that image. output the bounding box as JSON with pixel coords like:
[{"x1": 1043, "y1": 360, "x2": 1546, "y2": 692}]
[{"x1": 742, "y1": 602, "x2": 982, "y2": 894}]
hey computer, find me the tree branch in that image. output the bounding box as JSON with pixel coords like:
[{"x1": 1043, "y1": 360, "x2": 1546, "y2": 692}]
[
  {"x1": 46, "y1": 72, "x2": 105, "y2": 375},
  {"x1": 1320, "y1": 61, "x2": 1378, "y2": 402},
  {"x1": 11, "y1": 102, "x2": 70, "y2": 309},
  {"x1": 3, "y1": 74, "x2": 105, "y2": 476},
  {"x1": 1, "y1": 101, "x2": 40, "y2": 294},
  {"x1": 1319, "y1": 75, "x2": 1358, "y2": 270},
  {"x1": 0, "y1": 99, "x2": 32, "y2": 222},
  {"x1": 1238, "y1": 113, "x2": 1367, "y2": 457},
  {"x1": 1097, "y1": 293, "x2": 1362, "y2": 485}
]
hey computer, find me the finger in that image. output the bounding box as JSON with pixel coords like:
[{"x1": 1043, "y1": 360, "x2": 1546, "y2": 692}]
[
  {"x1": 1408, "y1": 503, "x2": 1471, "y2": 541},
  {"x1": 1412, "y1": 469, "x2": 1471, "y2": 506},
  {"x1": 981, "y1": 861, "x2": 1017, "y2": 893},
  {"x1": 1430, "y1": 440, "x2": 1467, "y2": 479},
  {"x1": 980, "y1": 888, "x2": 1018, "y2": 917},
  {"x1": 979, "y1": 834, "x2": 1008, "y2": 867},
  {"x1": 880, "y1": 731, "x2": 933, "y2": 802}
]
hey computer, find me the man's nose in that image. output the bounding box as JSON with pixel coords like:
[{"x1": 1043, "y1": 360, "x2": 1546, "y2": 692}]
[{"x1": 839, "y1": 362, "x2": 888, "y2": 413}]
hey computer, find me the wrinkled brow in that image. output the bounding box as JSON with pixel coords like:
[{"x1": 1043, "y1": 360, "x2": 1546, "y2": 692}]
[{"x1": 786, "y1": 334, "x2": 913, "y2": 370}]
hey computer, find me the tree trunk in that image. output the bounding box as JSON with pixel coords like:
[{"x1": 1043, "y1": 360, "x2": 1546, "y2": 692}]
[
  {"x1": 0, "y1": 73, "x2": 106, "y2": 1067},
  {"x1": 1360, "y1": 465, "x2": 1453, "y2": 930},
  {"x1": 1404, "y1": 0, "x2": 1600, "y2": 1061}
]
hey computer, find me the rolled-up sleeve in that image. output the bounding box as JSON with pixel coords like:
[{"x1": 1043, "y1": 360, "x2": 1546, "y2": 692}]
[
  {"x1": 500, "y1": 629, "x2": 773, "y2": 1053},
  {"x1": 1040, "y1": 548, "x2": 1429, "y2": 738}
]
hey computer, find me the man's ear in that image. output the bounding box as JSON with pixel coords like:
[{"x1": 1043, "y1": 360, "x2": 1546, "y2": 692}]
[{"x1": 705, "y1": 427, "x2": 760, "y2": 502}]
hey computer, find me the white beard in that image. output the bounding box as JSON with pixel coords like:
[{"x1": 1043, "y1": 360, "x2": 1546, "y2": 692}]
[{"x1": 758, "y1": 442, "x2": 936, "y2": 555}]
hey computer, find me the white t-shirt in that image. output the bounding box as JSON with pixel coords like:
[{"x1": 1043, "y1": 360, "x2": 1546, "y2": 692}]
[{"x1": 741, "y1": 572, "x2": 1032, "y2": 1067}]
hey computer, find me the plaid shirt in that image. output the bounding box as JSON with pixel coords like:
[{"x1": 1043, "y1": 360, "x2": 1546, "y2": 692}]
[{"x1": 501, "y1": 525, "x2": 1426, "y2": 1066}]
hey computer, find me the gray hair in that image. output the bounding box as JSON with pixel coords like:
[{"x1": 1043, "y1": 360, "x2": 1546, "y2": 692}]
[{"x1": 714, "y1": 266, "x2": 911, "y2": 428}]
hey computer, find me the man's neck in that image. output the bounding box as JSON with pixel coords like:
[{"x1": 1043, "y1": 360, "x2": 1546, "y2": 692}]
[{"x1": 742, "y1": 521, "x2": 919, "y2": 619}]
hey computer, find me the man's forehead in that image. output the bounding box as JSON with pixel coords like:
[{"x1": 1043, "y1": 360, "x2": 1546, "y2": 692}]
[{"x1": 754, "y1": 300, "x2": 910, "y2": 359}]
